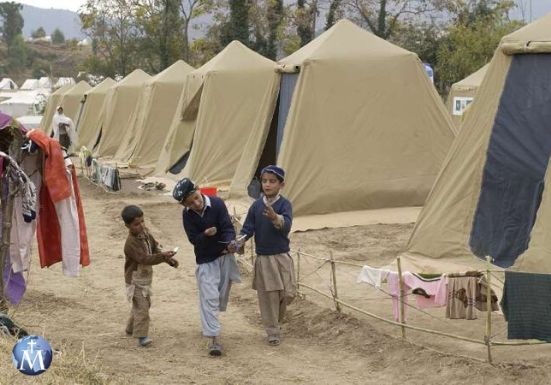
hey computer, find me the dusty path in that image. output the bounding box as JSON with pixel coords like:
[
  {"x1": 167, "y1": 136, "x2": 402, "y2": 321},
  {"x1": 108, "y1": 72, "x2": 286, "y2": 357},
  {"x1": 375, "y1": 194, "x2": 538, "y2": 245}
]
[{"x1": 8, "y1": 179, "x2": 551, "y2": 384}]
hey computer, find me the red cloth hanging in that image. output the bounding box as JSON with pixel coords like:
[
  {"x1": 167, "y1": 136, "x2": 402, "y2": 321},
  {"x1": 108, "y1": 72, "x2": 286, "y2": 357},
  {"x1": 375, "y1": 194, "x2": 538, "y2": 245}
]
[{"x1": 28, "y1": 130, "x2": 90, "y2": 270}]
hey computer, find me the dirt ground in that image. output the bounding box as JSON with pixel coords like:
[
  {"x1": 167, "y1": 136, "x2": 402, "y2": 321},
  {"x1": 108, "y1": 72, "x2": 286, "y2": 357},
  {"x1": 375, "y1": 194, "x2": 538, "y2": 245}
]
[{"x1": 4, "y1": 177, "x2": 551, "y2": 384}]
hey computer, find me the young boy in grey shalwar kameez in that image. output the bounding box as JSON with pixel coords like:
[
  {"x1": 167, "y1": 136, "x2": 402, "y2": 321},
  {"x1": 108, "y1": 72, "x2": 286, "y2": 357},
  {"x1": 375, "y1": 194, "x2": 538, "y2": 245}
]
[{"x1": 173, "y1": 178, "x2": 241, "y2": 356}]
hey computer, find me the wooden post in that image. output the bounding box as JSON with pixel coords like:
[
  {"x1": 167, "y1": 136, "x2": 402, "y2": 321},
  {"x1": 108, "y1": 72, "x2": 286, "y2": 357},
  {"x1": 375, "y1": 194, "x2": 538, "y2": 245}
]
[
  {"x1": 329, "y1": 251, "x2": 341, "y2": 313},
  {"x1": 397, "y1": 256, "x2": 406, "y2": 339},
  {"x1": 485, "y1": 256, "x2": 493, "y2": 364}
]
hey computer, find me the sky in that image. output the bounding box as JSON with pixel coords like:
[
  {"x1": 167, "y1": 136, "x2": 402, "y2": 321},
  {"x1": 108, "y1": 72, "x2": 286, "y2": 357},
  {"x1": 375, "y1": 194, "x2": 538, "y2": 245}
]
[
  {"x1": 15, "y1": 0, "x2": 551, "y2": 19},
  {"x1": 17, "y1": 1, "x2": 86, "y2": 12}
]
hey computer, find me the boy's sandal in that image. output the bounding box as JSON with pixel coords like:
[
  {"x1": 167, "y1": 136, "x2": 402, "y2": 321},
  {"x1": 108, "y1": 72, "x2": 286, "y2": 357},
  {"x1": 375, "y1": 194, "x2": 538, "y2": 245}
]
[
  {"x1": 267, "y1": 336, "x2": 281, "y2": 346},
  {"x1": 208, "y1": 342, "x2": 223, "y2": 356}
]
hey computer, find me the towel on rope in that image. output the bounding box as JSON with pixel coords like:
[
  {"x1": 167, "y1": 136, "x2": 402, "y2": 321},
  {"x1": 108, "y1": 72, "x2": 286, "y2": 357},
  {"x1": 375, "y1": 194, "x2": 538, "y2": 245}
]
[{"x1": 501, "y1": 271, "x2": 551, "y2": 342}]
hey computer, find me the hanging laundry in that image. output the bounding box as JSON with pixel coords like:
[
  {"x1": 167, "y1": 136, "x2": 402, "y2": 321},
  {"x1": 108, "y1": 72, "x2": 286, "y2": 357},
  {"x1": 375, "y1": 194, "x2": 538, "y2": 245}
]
[
  {"x1": 475, "y1": 276, "x2": 499, "y2": 312},
  {"x1": 27, "y1": 129, "x2": 90, "y2": 277},
  {"x1": 446, "y1": 276, "x2": 477, "y2": 320},
  {"x1": 0, "y1": 152, "x2": 41, "y2": 274},
  {"x1": 357, "y1": 265, "x2": 391, "y2": 288},
  {"x1": 501, "y1": 271, "x2": 551, "y2": 342},
  {"x1": 3, "y1": 259, "x2": 26, "y2": 305},
  {"x1": 0, "y1": 171, "x2": 27, "y2": 305},
  {"x1": 446, "y1": 274, "x2": 499, "y2": 320},
  {"x1": 388, "y1": 272, "x2": 448, "y2": 321},
  {"x1": 89, "y1": 159, "x2": 121, "y2": 191}
]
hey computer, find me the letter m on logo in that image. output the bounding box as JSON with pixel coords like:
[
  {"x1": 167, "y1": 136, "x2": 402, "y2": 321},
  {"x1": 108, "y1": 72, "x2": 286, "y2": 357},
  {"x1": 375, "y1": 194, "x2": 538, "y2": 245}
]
[{"x1": 19, "y1": 350, "x2": 45, "y2": 372}]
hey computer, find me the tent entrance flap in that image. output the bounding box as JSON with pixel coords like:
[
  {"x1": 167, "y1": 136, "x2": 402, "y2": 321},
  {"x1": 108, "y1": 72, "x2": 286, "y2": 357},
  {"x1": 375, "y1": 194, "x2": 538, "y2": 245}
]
[
  {"x1": 470, "y1": 54, "x2": 551, "y2": 268},
  {"x1": 169, "y1": 151, "x2": 190, "y2": 175},
  {"x1": 276, "y1": 73, "x2": 298, "y2": 155},
  {"x1": 253, "y1": 94, "x2": 279, "y2": 179}
]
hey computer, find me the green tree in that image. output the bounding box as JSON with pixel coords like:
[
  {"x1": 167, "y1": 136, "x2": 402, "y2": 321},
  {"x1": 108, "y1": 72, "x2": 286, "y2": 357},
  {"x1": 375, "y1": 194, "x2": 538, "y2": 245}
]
[
  {"x1": 0, "y1": 1, "x2": 23, "y2": 46},
  {"x1": 435, "y1": 0, "x2": 523, "y2": 94},
  {"x1": 135, "y1": 0, "x2": 183, "y2": 72},
  {"x1": 80, "y1": 0, "x2": 138, "y2": 77},
  {"x1": 221, "y1": 0, "x2": 250, "y2": 46},
  {"x1": 7, "y1": 34, "x2": 27, "y2": 70},
  {"x1": 345, "y1": 0, "x2": 442, "y2": 39},
  {"x1": 325, "y1": 0, "x2": 342, "y2": 30},
  {"x1": 31, "y1": 58, "x2": 50, "y2": 78},
  {"x1": 31, "y1": 26, "x2": 47, "y2": 39},
  {"x1": 265, "y1": 0, "x2": 283, "y2": 59},
  {"x1": 178, "y1": 0, "x2": 214, "y2": 62},
  {"x1": 52, "y1": 28, "x2": 65, "y2": 44},
  {"x1": 296, "y1": 0, "x2": 315, "y2": 46}
]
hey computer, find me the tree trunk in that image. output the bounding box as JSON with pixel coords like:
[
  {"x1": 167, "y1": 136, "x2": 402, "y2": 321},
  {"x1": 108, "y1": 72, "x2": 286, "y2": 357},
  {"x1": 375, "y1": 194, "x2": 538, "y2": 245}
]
[{"x1": 377, "y1": 0, "x2": 387, "y2": 37}]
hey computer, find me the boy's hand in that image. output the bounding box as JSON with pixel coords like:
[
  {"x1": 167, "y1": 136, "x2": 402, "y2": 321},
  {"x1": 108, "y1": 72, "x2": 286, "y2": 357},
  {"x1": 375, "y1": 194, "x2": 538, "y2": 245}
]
[
  {"x1": 227, "y1": 241, "x2": 238, "y2": 253},
  {"x1": 204, "y1": 227, "x2": 217, "y2": 237},
  {"x1": 161, "y1": 251, "x2": 176, "y2": 258},
  {"x1": 167, "y1": 258, "x2": 179, "y2": 268},
  {"x1": 263, "y1": 204, "x2": 278, "y2": 221}
]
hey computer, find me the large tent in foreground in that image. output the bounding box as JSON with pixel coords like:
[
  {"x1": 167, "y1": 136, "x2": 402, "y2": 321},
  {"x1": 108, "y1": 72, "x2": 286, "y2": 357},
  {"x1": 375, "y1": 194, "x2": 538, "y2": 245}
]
[
  {"x1": 446, "y1": 64, "x2": 489, "y2": 128},
  {"x1": 405, "y1": 13, "x2": 551, "y2": 273},
  {"x1": 93, "y1": 69, "x2": 151, "y2": 158},
  {"x1": 161, "y1": 41, "x2": 279, "y2": 184},
  {"x1": 114, "y1": 60, "x2": 194, "y2": 168},
  {"x1": 75, "y1": 77, "x2": 116, "y2": 149},
  {"x1": 40, "y1": 83, "x2": 74, "y2": 132},
  {"x1": 230, "y1": 19, "x2": 456, "y2": 216}
]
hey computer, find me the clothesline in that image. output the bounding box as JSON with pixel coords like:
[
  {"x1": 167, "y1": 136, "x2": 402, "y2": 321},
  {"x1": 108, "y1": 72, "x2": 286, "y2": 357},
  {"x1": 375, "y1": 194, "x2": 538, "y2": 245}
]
[{"x1": 301, "y1": 260, "x2": 469, "y2": 334}]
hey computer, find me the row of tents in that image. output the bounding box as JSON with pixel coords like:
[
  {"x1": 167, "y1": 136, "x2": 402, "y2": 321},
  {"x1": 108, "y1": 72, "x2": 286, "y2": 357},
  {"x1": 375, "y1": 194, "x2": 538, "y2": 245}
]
[
  {"x1": 40, "y1": 14, "x2": 551, "y2": 276},
  {"x1": 42, "y1": 19, "x2": 459, "y2": 217}
]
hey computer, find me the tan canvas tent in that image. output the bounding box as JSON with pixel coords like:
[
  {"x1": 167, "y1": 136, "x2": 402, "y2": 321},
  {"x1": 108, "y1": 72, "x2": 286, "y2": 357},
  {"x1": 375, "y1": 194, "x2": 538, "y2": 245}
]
[
  {"x1": 230, "y1": 19, "x2": 456, "y2": 216},
  {"x1": 113, "y1": 60, "x2": 194, "y2": 168},
  {"x1": 60, "y1": 80, "x2": 91, "y2": 124},
  {"x1": 163, "y1": 41, "x2": 279, "y2": 185},
  {"x1": 76, "y1": 77, "x2": 116, "y2": 148},
  {"x1": 94, "y1": 69, "x2": 151, "y2": 158},
  {"x1": 40, "y1": 83, "x2": 74, "y2": 133},
  {"x1": 446, "y1": 64, "x2": 489, "y2": 128},
  {"x1": 405, "y1": 13, "x2": 551, "y2": 273}
]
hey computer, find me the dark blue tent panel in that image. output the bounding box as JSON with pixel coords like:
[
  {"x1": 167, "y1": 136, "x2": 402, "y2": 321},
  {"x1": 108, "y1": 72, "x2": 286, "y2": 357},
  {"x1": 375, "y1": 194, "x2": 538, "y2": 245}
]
[{"x1": 470, "y1": 54, "x2": 551, "y2": 267}]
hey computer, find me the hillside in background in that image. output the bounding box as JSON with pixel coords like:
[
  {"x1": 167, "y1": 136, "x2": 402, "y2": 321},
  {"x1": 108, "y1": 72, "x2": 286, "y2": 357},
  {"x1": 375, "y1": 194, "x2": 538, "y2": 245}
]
[
  {"x1": 21, "y1": 4, "x2": 84, "y2": 39},
  {"x1": 0, "y1": 40, "x2": 91, "y2": 86}
]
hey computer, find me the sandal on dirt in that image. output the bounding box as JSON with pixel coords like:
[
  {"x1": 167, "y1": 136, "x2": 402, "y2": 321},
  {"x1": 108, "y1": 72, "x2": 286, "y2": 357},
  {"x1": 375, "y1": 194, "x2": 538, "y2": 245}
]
[
  {"x1": 208, "y1": 342, "x2": 223, "y2": 356},
  {"x1": 267, "y1": 336, "x2": 281, "y2": 346}
]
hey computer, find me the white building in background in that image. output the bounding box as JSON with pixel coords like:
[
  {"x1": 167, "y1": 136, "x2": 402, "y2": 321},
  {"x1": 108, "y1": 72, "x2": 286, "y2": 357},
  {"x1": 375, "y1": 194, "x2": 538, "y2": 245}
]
[
  {"x1": 0, "y1": 78, "x2": 18, "y2": 90},
  {"x1": 27, "y1": 35, "x2": 52, "y2": 43}
]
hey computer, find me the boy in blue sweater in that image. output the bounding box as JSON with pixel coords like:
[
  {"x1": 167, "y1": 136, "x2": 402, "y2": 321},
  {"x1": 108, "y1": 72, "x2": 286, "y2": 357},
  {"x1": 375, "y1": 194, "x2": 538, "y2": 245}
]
[
  {"x1": 173, "y1": 178, "x2": 241, "y2": 356},
  {"x1": 239, "y1": 165, "x2": 296, "y2": 346}
]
